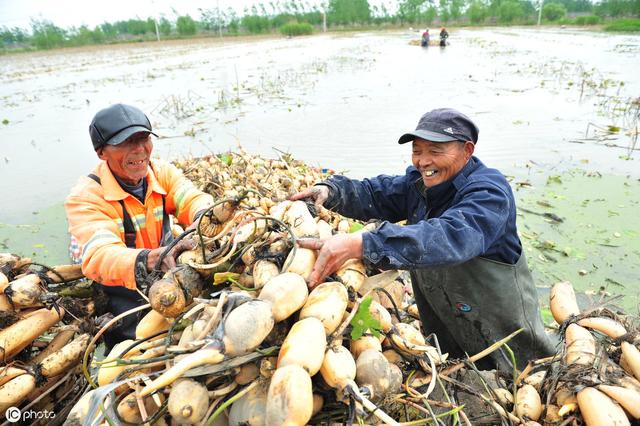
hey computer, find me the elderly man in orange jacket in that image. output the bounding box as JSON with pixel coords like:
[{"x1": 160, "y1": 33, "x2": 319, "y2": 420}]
[{"x1": 65, "y1": 103, "x2": 213, "y2": 349}]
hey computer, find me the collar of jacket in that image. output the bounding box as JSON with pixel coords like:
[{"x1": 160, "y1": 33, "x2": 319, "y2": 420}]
[
  {"x1": 412, "y1": 156, "x2": 481, "y2": 200},
  {"x1": 94, "y1": 160, "x2": 168, "y2": 202}
]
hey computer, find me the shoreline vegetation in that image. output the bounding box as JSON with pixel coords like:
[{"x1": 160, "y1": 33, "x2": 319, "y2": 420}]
[{"x1": 1, "y1": 0, "x2": 639, "y2": 55}]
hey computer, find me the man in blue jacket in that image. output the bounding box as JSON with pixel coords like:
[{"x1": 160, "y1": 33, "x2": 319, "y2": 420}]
[{"x1": 293, "y1": 108, "x2": 556, "y2": 370}]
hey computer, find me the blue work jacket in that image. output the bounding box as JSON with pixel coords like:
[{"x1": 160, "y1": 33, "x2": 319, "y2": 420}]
[{"x1": 322, "y1": 156, "x2": 522, "y2": 270}]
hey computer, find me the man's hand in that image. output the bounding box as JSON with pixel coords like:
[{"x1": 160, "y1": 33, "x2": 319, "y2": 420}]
[
  {"x1": 298, "y1": 232, "x2": 363, "y2": 289},
  {"x1": 290, "y1": 185, "x2": 330, "y2": 212},
  {"x1": 146, "y1": 238, "x2": 197, "y2": 273}
]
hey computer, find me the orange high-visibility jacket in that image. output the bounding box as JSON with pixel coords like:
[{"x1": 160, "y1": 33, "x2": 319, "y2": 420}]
[{"x1": 65, "y1": 159, "x2": 213, "y2": 290}]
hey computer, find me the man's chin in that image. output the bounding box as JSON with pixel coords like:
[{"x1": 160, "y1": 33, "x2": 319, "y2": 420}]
[
  {"x1": 122, "y1": 170, "x2": 147, "y2": 185},
  {"x1": 423, "y1": 177, "x2": 443, "y2": 188}
]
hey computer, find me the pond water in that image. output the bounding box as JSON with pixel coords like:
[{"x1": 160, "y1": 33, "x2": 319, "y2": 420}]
[{"x1": 1, "y1": 27, "x2": 639, "y2": 224}]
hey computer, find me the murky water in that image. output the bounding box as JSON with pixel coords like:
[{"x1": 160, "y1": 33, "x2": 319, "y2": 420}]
[{"x1": 1, "y1": 28, "x2": 639, "y2": 224}]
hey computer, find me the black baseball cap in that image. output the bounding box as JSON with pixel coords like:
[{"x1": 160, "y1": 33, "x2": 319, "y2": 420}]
[
  {"x1": 89, "y1": 104, "x2": 157, "y2": 151},
  {"x1": 398, "y1": 108, "x2": 479, "y2": 145}
]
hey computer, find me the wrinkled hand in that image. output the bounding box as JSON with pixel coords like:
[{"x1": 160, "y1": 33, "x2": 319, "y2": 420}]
[
  {"x1": 298, "y1": 233, "x2": 363, "y2": 289},
  {"x1": 147, "y1": 238, "x2": 197, "y2": 273},
  {"x1": 289, "y1": 185, "x2": 330, "y2": 212}
]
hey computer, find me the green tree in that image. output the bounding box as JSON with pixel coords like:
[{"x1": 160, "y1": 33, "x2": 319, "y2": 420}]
[
  {"x1": 176, "y1": 15, "x2": 197, "y2": 36},
  {"x1": 70, "y1": 25, "x2": 105, "y2": 45},
  {"x1": 552, "y1": 0, "x2": 593, "y2": 12},
  {"x1": 595, "y1": 0, "x2": 639, "y2": 16},
  {"x1": 222, "y1": 8, "x2": 240, "y2": 34},
  {"x1": 124, "y1": 19, "x2": 149, "y2": 35},
  {"x1": 520, "y1": 0, "x2": 537, "y2": 18},
  {"x1": 488, "y1": 0, "x2": 502, "y2": 18},
  {"x1": 100, "y1": 22, "x2": 117, "y2": 37},
  {"x1": 440, "y1": 0, "x2": 452, "y2": 22},
  {"x1": 376, "y1": 3, "x2": 395, "y2": 23},
  {"x1": 300, "y1": 11, "x2": 323, "y2": 25},
  {"x1": 159, "y1": 18, "x2": 172, "y2": 36},
  {"x1": 14, "y1": 27, "x2": 27, "y2": 43},
  {"x1": 425, "y1": 5, "x2": 438, "y2": 22},
  {"x1": 272, "y1": 12, "x2": 295, "y2": 28},
  {"x1": 1, "y1": 26, "x2": 27, "y2": 44},
  {"x1": 468, "y1": 0, "x2": 489, "y2": 23},
  {"x1": 146, "y1": 18, "x2": 158, "y2": 34},
  {"x1": 397, "y1": 0, "x2": 429, "y2": 23},
  {"x1": 449, "y1": 0, "x2": 467, "y2": 20},
  {"x1": 1, "y1": 26, "x2": 14, "y2": 44},
  {"x1": 199, "y1": 8, "x2": 224, "y2": 31},
  {"x1": 240, "y1": 14, "x2": 271, "y2": 33},
  {"x1": 30, "y1": 19, "x2": 66, "y2": 49},
  {"x1": 542, "y1": 2, "x2": 567, "y2": 20},
  {"x1": 497, "y1": 0, "x2": 524, "y2": 22},
  {"x1": 328, "y1": 0, "x2": 372, "y2": 25}
]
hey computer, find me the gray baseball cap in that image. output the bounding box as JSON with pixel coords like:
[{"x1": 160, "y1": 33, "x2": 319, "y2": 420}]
[
  {"x1": 89, "y1": 103, "x2": 157, "y2": 151},
  {"x1": 398, "y1": 108, "x2": 479, "y2": 144}
]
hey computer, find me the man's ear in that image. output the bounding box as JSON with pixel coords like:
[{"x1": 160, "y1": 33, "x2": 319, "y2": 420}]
[
  {"x1": 463, "y1": 141, "x2": 475, "y2": 160},
  {"x1": 96, "y1": 147, "x2": 106, "y2": 160}
]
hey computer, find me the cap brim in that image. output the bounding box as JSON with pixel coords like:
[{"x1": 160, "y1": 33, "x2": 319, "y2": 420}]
[
  {"x1": 105, "y1": 126, "x2": 158, "y2": 146},
  {"x1": 398, "y1": 129, "x2": 458, "y2": 144}
]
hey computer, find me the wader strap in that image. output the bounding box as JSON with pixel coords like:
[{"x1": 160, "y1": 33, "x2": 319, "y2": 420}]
[
  {"x1": 87, "y1": 173, "x2": 169, "y2": 249},
  {"x1": 160, "y1": 195, "x2": 173, "y2": 246},
  {"x1": 119, "y1": 200, "x2": 137, "y2": 248}
]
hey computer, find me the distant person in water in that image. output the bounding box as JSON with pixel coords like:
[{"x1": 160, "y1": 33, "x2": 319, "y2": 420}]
[
  {"x1": 421, "y1": 29, "x2": 430, "y2": 47},
  {"x1": 440, "y1": 27, "x2": 449, "y2": 46}
]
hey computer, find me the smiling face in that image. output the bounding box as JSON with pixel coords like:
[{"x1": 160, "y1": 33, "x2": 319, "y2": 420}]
[
  {"x1": 97, "y1": 132, "x2": 153, "y2": 185},
  {"x1": 412, "y1": 138, "x2": 474, "y2": 187}
]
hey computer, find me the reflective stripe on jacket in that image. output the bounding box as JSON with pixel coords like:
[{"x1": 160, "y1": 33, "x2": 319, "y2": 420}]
[
  {"x1": 322, "y1": 156, "x2": 522, "y2": 269},
  {"x1": 65, "y1": 159, "x2": 213, "y2": 289}
]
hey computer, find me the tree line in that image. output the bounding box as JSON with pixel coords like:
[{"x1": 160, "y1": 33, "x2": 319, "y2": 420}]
[{"x1": 2, "y1": 0, "x2": 639, "y2": 51}]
